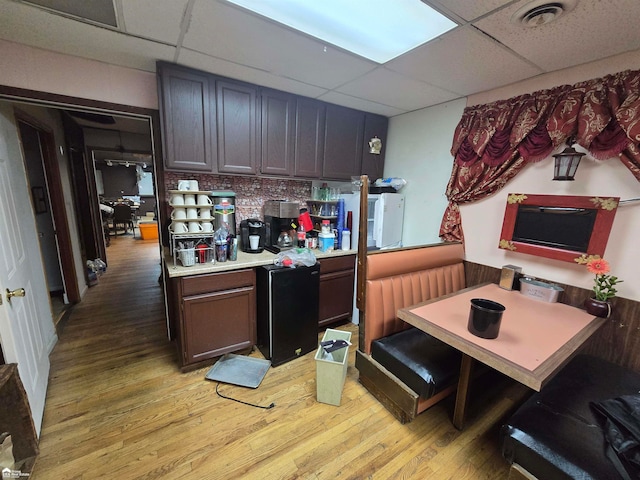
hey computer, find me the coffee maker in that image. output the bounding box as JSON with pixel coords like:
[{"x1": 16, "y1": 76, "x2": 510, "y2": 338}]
[
  {"x1": 240, "y1": 218, "x2": 266, "y2": 253},
  {"x1": 263, "y1": 200, "x2": 299, "y2": 254}
]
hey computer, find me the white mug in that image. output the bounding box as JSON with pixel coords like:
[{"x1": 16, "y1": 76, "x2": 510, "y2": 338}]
[
  {"x1": 188, "y1": 221, "x2": 203, "y2": 233},
  {"x1": 249, "y1": 235, "x2": 260, "y2": 250},
  {"x1": 177, "y1": 180, "x2": 191, "y2": 191},
  {"x1": 170, "y1": 221, "x2": 188, "y2": 233},
  {"x1": 171, "y1": 209, "x2": 186, "y2": 220},
  {"x1": 199, "y1": 209, "x2": 211, "y2": 219},
  {"x1": 189, "y1": 180, "x2": 199, "y2": 191},
  {"x1": 197, "y1": 194, "x2": 212, "y2": 206},
  {"x1": 202, "y1": 222, "x2": 214, "y2": 232},
  {"x1": 171, "y1": 193, "x2": 184, "y2": 206},
  {"x1": 186, "y1": 207, "x2": 198, "y2": 219},
  {"x1": 184, "y1": 194, "x2": 196, "y2": 205}
]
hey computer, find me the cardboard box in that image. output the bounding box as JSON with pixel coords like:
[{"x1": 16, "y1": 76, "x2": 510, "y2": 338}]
[
  {"x1": 315, "y1": 328, "x2": 352, "y2": 406},
  {"x1": 139, "y1": 222, "x2": 158, "y2": 240}
]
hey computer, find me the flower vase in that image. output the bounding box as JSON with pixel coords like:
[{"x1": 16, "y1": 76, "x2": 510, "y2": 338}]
[{"x1": 584, "y1": 298, "x2": 612, "y2": 318}]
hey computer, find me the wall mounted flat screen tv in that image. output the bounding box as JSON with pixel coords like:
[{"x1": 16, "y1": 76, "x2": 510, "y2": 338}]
[{"x1": 499, "y1": 194, "x2": 619, "y2": 263}]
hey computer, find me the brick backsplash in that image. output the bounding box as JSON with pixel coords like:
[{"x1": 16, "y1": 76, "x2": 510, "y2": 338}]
[{"x1": 164, "y1": 172, "x2": 312, "y2": 223}]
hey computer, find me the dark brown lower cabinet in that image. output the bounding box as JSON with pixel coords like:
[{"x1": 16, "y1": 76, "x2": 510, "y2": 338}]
[
  {"x1": 318, "y1": 255, "x2": 356, "y2": 327},
  {"x1": 174, "y1": 269, "x2": 256, "y2": 368}
]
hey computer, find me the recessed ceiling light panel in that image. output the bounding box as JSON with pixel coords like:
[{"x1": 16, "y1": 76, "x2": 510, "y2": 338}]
[{"x1": 225, "y1": 0, "x2": 457, "y2": 63}]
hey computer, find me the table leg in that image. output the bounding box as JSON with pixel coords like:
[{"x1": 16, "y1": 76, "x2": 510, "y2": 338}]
[{"x1": 453, "y1": 353, "x2": 474, "y2": 430}]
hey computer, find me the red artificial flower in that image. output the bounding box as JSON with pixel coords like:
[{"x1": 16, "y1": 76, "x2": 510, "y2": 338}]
[{"x1": 586, "y1": 258, "x2": 610, "y2": 275}]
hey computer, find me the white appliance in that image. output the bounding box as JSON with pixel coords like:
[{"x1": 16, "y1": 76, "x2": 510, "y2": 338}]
[
  {"x1": 341, "y1": 192, "x2": 405, "y2": 324},
  {"x1": 341, "y1": 192, "x2": 405, "y2": 251}
]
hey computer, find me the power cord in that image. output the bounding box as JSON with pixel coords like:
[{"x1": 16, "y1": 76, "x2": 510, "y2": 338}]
[{"x1": 215, "y1": 382, "x2": 275, "y2": 409}]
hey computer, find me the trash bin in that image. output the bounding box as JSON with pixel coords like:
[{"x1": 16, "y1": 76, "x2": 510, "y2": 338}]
[{"x1": 315, "y1": 328, "x2": 352, "y2": 406}]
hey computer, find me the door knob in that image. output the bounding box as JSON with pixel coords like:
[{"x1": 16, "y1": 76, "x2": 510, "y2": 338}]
[{"x1": 6, "y1": 288, "x2": 26, "y2": 302}]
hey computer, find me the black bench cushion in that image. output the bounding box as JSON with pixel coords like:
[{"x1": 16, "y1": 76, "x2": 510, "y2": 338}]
[
  {"x1": 501, "y1": 354, "x2": 640, "y2": 480},
  {"x1": 370, "y1": 327, "x2": 461, "y2": 399}
]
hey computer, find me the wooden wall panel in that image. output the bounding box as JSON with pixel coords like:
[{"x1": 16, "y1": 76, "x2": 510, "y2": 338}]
[{"x1": 464, "y1": 261, "x2": 640, "y2": 373}]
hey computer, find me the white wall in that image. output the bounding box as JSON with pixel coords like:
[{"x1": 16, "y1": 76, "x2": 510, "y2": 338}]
[
  {"x1": 385, "y1": 50, "x2": 640, "y2": 302},
  {"x1": 461, "y1": 137, "x2": 639, "y2": 302},
  {"x1": 384, "y1": 98, "x2": 467, "y2": 246},
  {"x1": 0, "y1": 39, "x2": 157, "y2": 109},
  {"x1": 462, "y1": 50, "x2": 640, "y2": 302}
]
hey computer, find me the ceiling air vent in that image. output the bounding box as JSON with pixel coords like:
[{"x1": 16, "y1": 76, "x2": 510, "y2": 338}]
[
  {"x1": 511, "y1": 0, "x2": 578, "y2": 27},
  {"x1": 21, "y1": 0, "x2": 117, "y2": 28}
]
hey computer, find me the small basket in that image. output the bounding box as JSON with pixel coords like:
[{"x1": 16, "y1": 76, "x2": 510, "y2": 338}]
[{"x1": 179, "y1": 248, "x2": 195, "y2": 267}]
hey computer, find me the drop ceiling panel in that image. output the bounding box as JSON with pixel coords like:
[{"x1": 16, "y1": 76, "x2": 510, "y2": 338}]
[
  {"x1": 182, "y1": 0, "x2": 377, "y2": 89},
  {"x1": 316, "y1": 91, "x2": 406, "y2": 117},
  {"x1": 426, "y1": 0, "x2": 514, "y2": 22},
  {"x1": 386, "y1": 26, "x2": 543, "y2": 96},
  {"x1": 177, "y1": 49, "x2": 329, "y2": 98},
  {"x1": 475, "y1": 0, "x2": 640, "y2": 72},
  {"x1": 121, "y1": 0, "x2": 188, "y2": 45},
  {"x1": 336, "y1": 67, "x2": 459, "y2": 111},
  {"x1": 0, "y1": 1, "x2": 175, "y2": 71}
]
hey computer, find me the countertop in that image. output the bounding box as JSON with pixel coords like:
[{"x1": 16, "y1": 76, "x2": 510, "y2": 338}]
[{"x1": 164, "y1": 247, "x2": 357, "y2": 278}]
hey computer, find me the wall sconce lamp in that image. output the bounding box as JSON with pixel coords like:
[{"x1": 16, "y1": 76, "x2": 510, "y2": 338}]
[
  {"x1": 106, "y1": 160, "x2": 113, "y2": 166},
  {"x1": 368, "y1": 136, "x2": 382, "y2": 155},
  {"x1": 552, "y1": 137, "x2": 585, "y2": 181}
]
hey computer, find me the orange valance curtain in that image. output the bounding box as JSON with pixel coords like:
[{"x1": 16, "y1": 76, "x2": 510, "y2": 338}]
[{"x1": 440, "y1": 69, "x2": 640, "y2": 242}]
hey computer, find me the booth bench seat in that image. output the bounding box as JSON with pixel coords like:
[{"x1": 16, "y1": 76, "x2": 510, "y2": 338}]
[
  {"x1": 501, "y1": 354, "x2": 640, "y2": 480},
  {"x1": 355, "y1": 242, "x2": 465, "y2": 423}
]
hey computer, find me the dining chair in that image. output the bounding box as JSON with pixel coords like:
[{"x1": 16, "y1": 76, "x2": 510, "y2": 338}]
[{"x1": 112, "y1": 204, "x2": 134, "y2": 235}]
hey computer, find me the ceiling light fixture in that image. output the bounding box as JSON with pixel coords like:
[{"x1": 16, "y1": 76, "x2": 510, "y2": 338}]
[{"x1": 225, "y1": 0, "x2": 457, "y2": 64}]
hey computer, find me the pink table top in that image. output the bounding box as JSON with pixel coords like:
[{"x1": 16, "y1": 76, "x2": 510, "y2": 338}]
[{"x1": 399, "y1": 283, "x2": 605, "y2": 390}]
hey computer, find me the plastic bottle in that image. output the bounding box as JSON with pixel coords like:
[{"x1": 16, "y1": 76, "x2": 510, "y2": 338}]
[
  {"x1": 341, "y1": 229, "x2": 351, "y2": 251},
  {"x1": 297, "y1": 223, "x2": 306, "y2": 248},
  {"x1": 321, "y1": 219, "x2": 331, "y2": 234}
]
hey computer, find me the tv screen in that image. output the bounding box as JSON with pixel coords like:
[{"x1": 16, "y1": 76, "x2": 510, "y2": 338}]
[{"x1": 512, "y1": 205, "x2": 597, "y2": 252}]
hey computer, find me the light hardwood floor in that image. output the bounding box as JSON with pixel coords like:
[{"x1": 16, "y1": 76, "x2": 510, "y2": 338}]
[{"x1": 32, "y1": 235, "x2": 530, "y2": 479}]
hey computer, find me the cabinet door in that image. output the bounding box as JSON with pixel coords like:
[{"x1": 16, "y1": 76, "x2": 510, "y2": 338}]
[
  {"x1": 323, "y1": 104, "x2": 365, "y2": 180},
  {"x1": 294, "y1": 97, "x2": 325, "y2": 178},
  {"x1": 158, "y1": 63, "x2": 216, "y2": 172},
  {"x1": 361, "y1": 113, "x2": 388, "y2": 181},
  {"x1": 261, "y1": 89, "x2": 295, "y2": 176},
  {"x1": 319, "y1": 255, "x2": 355, "y2": 326},
  {"x1": 216, "y1": 79, "x2": 259, "y2": 175},
  {"x1": 182, "y1": 286, "x2": 256, "y2": 364}
]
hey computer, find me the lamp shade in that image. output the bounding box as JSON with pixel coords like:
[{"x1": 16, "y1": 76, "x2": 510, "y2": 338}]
[{"x1": 552, "y1": 145, "x2": 585, "y2": 181}]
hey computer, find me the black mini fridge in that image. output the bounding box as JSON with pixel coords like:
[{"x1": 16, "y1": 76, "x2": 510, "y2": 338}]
[{"x1": 256, "y1": 263, "x2": 320, "y2": 367}]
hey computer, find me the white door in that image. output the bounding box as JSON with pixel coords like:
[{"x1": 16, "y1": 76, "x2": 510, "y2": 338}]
[{"x1": 0, "y1": 102, "x2": 57, "y2": 435}]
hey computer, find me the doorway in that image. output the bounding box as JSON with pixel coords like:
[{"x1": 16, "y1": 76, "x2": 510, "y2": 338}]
[{"x1": 17, "y1": 120, "x2": 67, "y2": 318}]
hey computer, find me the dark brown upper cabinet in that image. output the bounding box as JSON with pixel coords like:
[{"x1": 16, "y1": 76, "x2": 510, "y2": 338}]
[
  {"x1": 323, "y1": 104, "x2": 365, "y2": 180},
  {"x1": 260, "y1": 89, "x2": 295, "y2": 176},
  {"x1": 216, "y1": 79, "x2": 259, "y2": 175},
  {"x1": 156, "y1": 63, "x2": 387, "y2": 179},
  {"x1": 158, "y1": 62, "x2": 217, "y2": 172},
  {"x1": 294, "y1": 97, "x2": 326, "y2": 179},
  {"x1": 362, "y1": 113, "x2": 388, "y2": 181}
]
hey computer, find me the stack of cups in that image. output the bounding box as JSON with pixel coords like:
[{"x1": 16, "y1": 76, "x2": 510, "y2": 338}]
[{"x1": 336, "y1": 198, "x2": 345, "y2": 250}]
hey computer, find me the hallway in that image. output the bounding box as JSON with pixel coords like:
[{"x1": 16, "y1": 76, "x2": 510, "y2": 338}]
[{"x1": 33, "y1": 235, "x2": 172, "y2": 478}]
